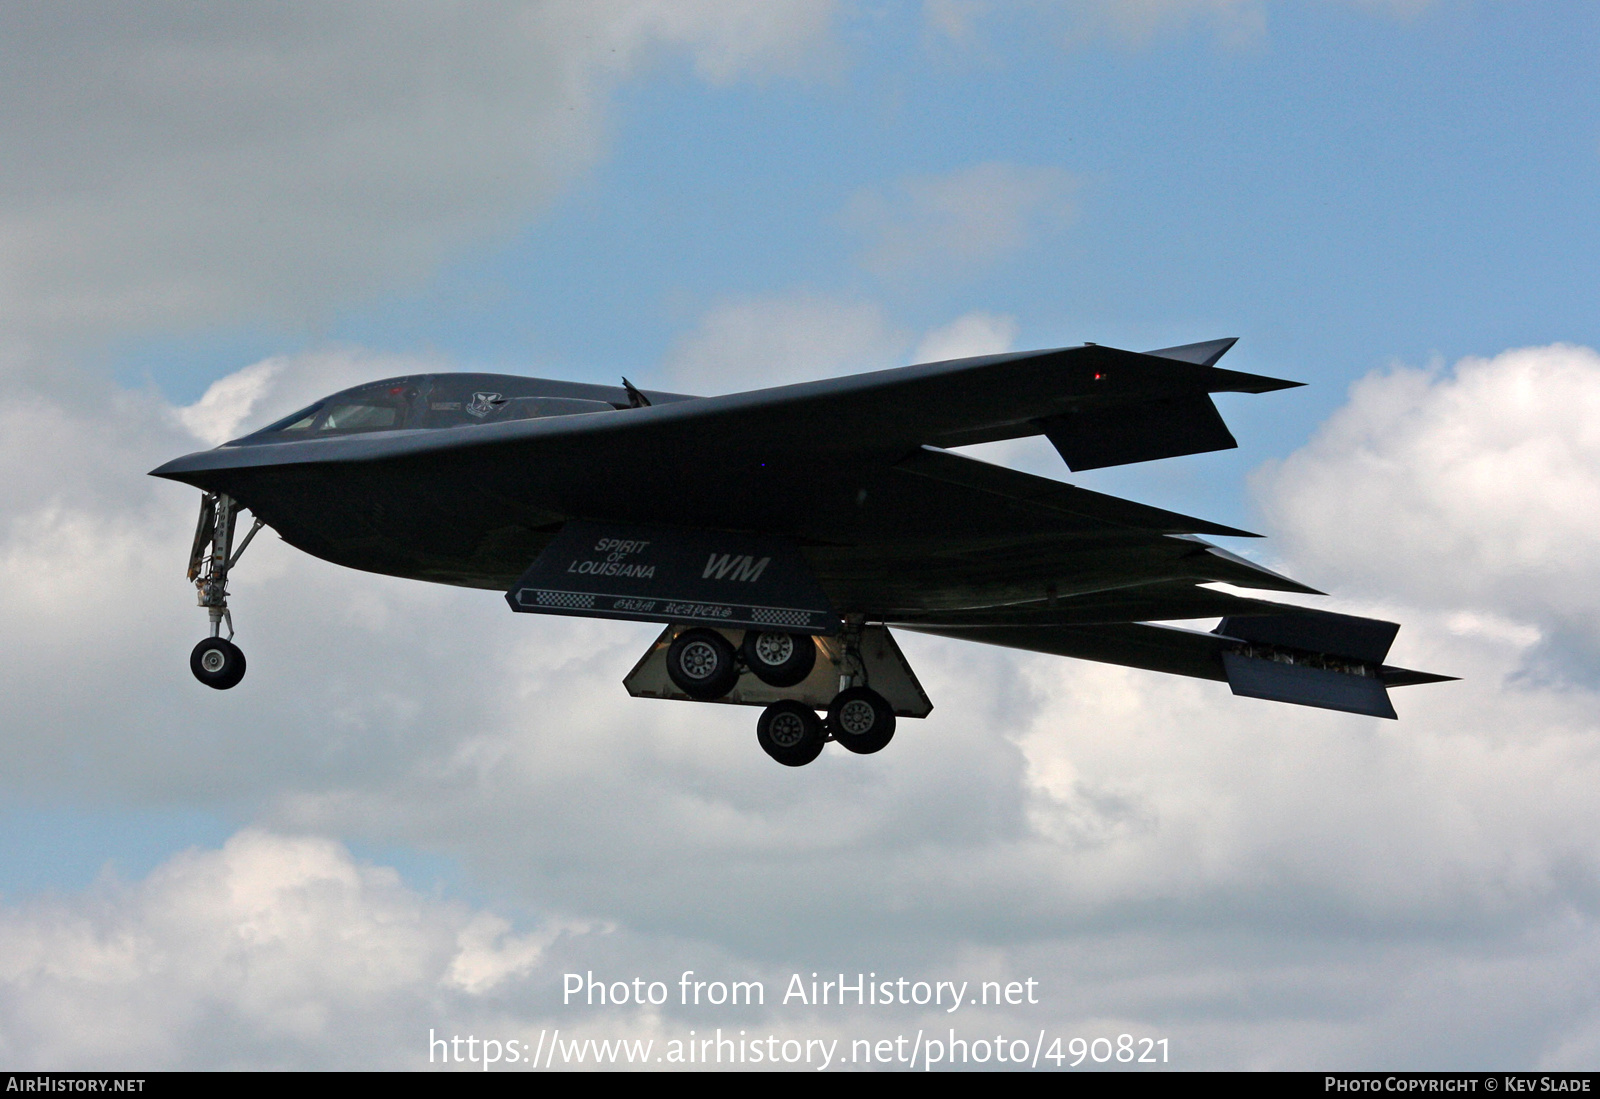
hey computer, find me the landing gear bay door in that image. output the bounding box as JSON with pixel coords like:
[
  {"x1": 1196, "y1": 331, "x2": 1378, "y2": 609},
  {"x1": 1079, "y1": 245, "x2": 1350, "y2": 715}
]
[{"x1": 506, "y1": 520, "x2": 839, "y2": 635}]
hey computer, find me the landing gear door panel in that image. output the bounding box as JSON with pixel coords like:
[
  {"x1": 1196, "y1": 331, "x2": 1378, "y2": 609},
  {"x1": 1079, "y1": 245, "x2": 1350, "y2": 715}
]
[
  {"x1": 506, "y1": 520, "x2": 839, "y2": 635},
  {"x1": 624, "y1": 625, "x2": 933, "y2": 719}
]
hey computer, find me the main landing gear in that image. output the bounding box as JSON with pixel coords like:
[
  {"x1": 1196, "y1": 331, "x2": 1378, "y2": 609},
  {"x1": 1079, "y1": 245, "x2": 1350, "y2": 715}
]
[
  {"x1": 757, "y1": 700, "x2": 826, "y2": 767},
  {"x1": 826, "y1": 686, "x2": 896, "y2": 756},
  {"x1": 658, "y1": 623, "x2": 896, "y2": 768},
  {"x1": 185, "y1": 492, "x2": 263, "y2": 690},
  {"x1": 751, "y1": 688, "x2": 897, "y2": 768},
  {"x1": 665, "y1": 626, "x2": 819, "y2": 699}
]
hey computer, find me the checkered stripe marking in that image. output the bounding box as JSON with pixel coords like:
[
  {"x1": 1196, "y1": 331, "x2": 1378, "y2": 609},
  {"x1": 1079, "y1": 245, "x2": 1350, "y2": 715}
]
[
  {"x1": 751, "y1": 608, "x2": 813, "y2": 627},
  {"x1": 534, "y1": 590, "x2": 595, "y2": 609}
]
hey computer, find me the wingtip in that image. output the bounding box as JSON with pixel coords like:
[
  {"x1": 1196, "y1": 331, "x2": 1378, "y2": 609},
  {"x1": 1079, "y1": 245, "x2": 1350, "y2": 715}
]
[
  {"x1": 1381, "y1": 668, "x2": 1460, "y2": 687},
  {"x1": 1144, "y1": 336, "x2": 1239, "y2": 367},
  {"x1": 1209, "y1": 369, "x2": 1307, "y2": 394}
]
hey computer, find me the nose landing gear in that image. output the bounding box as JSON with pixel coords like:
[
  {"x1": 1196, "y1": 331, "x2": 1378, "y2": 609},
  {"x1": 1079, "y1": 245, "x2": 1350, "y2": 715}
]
[
  {"x1": 186, "y1": 492, "x2": 262, "y2": 690},
  {"x1": 190, "y1": 636, "x2": 247, "y2": 690}
]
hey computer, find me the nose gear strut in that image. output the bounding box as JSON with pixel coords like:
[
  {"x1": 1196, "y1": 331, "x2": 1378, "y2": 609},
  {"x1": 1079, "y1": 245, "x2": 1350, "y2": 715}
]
[{"x1": 186, "y1": 492, "x2": 262, "y2": 690}]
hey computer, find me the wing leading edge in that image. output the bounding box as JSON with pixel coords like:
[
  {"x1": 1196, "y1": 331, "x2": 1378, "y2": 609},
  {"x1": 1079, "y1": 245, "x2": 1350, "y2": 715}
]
[{"x1": 150, "y1": 339, "x2": 1297, "y2": 488}]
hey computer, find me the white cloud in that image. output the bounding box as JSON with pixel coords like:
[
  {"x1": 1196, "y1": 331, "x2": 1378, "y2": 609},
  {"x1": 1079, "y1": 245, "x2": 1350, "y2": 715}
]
[
  {"x1": 663, "y1": 296, "x2": 1022, "y2": 392},
  {"x1": 0, "y1": 830, "x2": 592, "y2": 1068},
  {"x1": 174, "y1": 347, "x2": 448, "y2": 446},
  {"x1": 1253, "y1": 344, "x2": 1600, "y2": 678},
  {"x1": 911, "y1": 310, "x2": 1017, "y2": 364},
  {"x1": 445, "y1": 912, "x2": 587, "y2": 996},
  {"x1": 176, "y1": 360, "x2": 287, "y2": 448},
  {"x1": 0, "y1": 1, "x2": 838, "y2": 348},
  {"x1": 663, "y1": 293, "x2": 910, "y2": 392},
  {"x1": 921, "y1": 1, "x2": 1431, "y2": 52},
  {"x1": 847, "y1": 163, "x2": 1077, "y2": 279}
]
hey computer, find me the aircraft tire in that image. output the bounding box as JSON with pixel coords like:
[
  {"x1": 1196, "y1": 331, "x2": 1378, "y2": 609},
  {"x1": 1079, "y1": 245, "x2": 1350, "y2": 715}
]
[
  {"x1": 740, "y1": 630, "x2": 816, "y2": 688},
  {"x1": 666, "y1": 628, "x2": 740, "y2": 700},
  {"x1": 757, "y1": 701, "x2": 825, "y2": 767},
  {"x1": 828, "y1": 687, "x2": 895, "y2": 754},
  {"x1": 190, "y1": 637, "x2": 246, "y2": 690}
]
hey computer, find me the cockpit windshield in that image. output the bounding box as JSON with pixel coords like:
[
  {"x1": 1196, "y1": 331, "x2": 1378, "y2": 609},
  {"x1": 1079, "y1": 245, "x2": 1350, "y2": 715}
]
[
  {"x1": 257, "y1": 384, "x2": 416, "y2": 438},
  {"x1": 231, "y1": 373, "x2": 636, "y2": 446}
]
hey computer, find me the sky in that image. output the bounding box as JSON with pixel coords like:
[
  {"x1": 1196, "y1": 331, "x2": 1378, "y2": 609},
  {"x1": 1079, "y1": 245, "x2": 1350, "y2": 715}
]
[{"x1": 2, "y1": 0, "x2": 1599, "y2": 1071}]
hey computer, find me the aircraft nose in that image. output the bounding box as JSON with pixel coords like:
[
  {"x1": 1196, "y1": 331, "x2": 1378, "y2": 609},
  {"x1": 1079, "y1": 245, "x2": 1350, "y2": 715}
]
[{"x1": 148, "y1": 446, "x2": 242, "y2": 487}]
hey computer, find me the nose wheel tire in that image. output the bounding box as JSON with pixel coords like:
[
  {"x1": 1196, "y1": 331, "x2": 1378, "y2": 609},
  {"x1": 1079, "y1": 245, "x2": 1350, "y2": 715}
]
[
  {"x1": 190, "y1": 637, "x2": 246, "y2": 690},
  {"x1": 828, "y1": 686, "x2": 895, "y2": 755},
  {"x1": 740, "y1": 630, "x2": 817, "y2": 688},
  {"x1": 666, "y1": 628, "x2": 740, "y2": 700},
  {"x1": 757, "y1": 701, "x2": 825, "y2": 767}
]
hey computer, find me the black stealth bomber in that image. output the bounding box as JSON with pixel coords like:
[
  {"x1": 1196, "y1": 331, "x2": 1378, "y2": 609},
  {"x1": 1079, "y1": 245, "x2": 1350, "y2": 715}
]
[{"x1": 152, "y1": 338, "x2": 1451, "y2": 766}]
